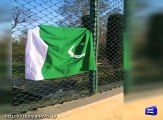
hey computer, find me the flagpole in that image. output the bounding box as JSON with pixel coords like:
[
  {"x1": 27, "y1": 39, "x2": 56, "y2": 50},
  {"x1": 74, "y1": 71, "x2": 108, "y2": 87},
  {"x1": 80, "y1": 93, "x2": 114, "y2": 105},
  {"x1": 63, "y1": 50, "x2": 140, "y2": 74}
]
[{"x1": 89, "y1": 0, "x2": 100, "y2": 94}]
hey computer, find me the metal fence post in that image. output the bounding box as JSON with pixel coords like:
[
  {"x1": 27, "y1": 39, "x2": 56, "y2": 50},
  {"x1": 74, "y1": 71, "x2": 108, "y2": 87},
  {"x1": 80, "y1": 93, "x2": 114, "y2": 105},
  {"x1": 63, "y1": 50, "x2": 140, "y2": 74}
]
[{"x1": 89, "y1": 0, "x2": 100, "y2": 94}]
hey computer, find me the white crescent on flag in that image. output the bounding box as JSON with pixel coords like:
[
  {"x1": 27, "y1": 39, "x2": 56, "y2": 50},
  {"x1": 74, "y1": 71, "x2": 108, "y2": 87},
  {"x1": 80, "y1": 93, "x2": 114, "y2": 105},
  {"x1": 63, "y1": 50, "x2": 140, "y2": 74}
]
[{"x1": 68, "y1": 44, "x2": 85, "y2": 58}]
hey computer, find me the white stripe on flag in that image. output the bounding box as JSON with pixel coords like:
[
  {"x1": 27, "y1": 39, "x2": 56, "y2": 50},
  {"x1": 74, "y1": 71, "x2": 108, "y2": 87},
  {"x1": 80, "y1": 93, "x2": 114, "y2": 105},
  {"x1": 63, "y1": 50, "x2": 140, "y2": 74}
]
[{"x1": 25, "y1": 27, "x2": 48, "y2": 80}]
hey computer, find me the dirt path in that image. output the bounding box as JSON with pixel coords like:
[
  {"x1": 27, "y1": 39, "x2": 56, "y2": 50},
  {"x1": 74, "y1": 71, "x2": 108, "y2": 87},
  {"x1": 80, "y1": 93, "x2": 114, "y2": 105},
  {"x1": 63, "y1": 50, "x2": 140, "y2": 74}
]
[
  {"x1": 43, "y1": 93, "x2": 123, "y2": 120},
  {"x1": 26, "y1": 87, "x2": 123, "y2": 120},
  {"x1": 124, "y1": 88, "x2": 163, "y2": 120}
]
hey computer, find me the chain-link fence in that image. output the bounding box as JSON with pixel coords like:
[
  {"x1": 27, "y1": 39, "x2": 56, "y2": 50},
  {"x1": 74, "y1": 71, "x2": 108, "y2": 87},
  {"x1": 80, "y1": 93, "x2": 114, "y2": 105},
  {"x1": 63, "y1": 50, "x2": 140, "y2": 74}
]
[{"x1": 12, "y1": 0, "x2": 124, "y2": 114}]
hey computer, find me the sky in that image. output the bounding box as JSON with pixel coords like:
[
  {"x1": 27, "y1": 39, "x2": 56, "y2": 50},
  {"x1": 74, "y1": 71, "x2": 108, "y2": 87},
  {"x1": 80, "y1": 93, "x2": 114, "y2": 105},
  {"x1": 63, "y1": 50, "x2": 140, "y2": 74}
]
[
  {"x1": 135, "y1": 0, "x2": 163, "y2": 21},
  {"x1": 1, "y1": 0, "x2": 162, "y2": 38},
  {"x1": 11, "y1": 0, "x2": 123, "y2": 38},
  {"x1": 12, "y1": 0, "x2": 64, "y2": 38},
  {"x1": 0, "y1": 0, "x2": 11, "y2": 37}
]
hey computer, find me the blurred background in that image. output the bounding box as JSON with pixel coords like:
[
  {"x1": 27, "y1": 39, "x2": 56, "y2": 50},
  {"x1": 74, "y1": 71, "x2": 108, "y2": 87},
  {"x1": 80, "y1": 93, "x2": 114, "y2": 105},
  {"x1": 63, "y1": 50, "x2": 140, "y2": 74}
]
[
  {"x1": 125, "y1": 0, "x2": 163, "y2": 94},
  {"x1": 124, "y1": 0, "x2": 163, "y2": 119},
  {"x1": 0, "y1": 0, "x2": 11, "y2": 115}
]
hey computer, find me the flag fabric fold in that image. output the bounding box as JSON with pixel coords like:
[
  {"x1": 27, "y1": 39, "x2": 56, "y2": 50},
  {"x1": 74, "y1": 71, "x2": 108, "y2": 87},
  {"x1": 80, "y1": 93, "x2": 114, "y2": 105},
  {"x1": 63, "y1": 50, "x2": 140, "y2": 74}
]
[{"x1": 25, "y1": 25, "x2": 96, "y2": 80}]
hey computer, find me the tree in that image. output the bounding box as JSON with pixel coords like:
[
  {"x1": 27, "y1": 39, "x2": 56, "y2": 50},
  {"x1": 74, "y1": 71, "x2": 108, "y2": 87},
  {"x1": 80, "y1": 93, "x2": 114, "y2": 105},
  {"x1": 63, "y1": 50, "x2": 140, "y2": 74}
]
[
  {"x1": 146, "y1": 13, "x2": 163, "y2": 64},
  {"x1": 56, "y1": 0, "x2": 109, "y2": 27},
  {"x1": 111, "y1": 8, "x2": 122, "y2": 14},
  {"x1": 106, "y1": 13, "x2": 124, "y2": 69},
  {"x1": 81, "y1": 15, "x2": 91, "y2": 30},
  {"x1": 12, "y1": 6, "x2": 36, "y2": 29}
]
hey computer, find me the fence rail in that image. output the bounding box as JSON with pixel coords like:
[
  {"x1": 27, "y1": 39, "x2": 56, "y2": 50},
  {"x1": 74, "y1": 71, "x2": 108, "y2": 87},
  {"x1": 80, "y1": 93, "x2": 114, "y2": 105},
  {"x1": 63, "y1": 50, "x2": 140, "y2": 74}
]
[{"x1": 12, "y1": 0, "x2": 124, "y2": 114}]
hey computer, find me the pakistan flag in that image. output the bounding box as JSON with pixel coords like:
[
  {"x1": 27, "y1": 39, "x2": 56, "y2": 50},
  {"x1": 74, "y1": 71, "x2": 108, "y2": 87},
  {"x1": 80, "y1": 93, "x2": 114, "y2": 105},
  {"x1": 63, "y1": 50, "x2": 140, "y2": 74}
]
[{"x1": 25, "y1": 25, "x2": 96, "y2": 80}]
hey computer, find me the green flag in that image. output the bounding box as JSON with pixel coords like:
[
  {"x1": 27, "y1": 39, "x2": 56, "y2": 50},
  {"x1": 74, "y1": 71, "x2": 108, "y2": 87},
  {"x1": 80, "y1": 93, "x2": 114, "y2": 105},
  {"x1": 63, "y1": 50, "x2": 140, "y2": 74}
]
[{"x1": 25, "y1": 25, "x2": 96, "y2": 80}]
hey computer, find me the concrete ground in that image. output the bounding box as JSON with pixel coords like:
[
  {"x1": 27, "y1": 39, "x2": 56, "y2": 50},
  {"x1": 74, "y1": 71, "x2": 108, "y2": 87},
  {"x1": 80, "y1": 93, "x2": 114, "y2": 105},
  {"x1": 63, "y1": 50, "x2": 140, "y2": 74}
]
[
  {"x1": 2, "y1": 87, "x2": 162, "y2": 120},
  {"x1": 124, "y1": 87, "x2": 163, "y2": 120},
  {"x1": 27, "y1": 87, "x2": 123, "y2": 120}
]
